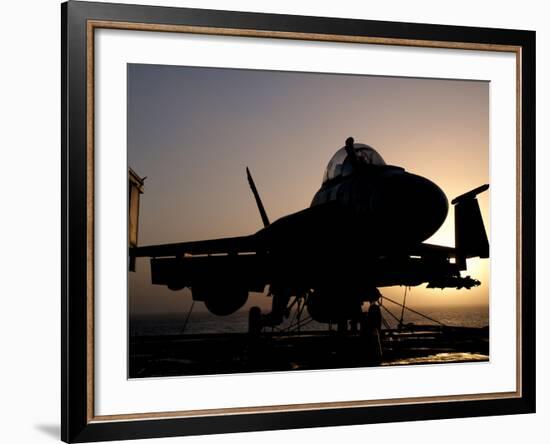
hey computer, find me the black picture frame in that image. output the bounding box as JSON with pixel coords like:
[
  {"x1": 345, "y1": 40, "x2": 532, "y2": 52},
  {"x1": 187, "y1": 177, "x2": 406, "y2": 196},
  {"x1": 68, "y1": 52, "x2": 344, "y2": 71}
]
[{"x1": 61, "y1": 1, "x2": 536, "y2": 442}]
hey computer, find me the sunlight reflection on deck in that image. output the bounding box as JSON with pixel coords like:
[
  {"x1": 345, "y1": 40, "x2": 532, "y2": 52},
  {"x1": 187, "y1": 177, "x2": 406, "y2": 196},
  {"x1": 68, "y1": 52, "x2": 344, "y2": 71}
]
[{"x1": 382, "y1": 352, "x2": 489, "y2": 366}]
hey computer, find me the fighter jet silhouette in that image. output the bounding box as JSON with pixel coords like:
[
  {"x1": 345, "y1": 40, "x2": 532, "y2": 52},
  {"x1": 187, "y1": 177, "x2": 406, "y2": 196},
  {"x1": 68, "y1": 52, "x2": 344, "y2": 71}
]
[{"x1": 130, "y1": 137, "x2": 489, "y2": 334}]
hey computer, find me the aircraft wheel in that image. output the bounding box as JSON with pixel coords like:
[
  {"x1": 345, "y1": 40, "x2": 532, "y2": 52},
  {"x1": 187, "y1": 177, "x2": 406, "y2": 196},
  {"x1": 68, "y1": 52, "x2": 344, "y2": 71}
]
[
  {"x1": 359, "y1": 312, "x2": 369, "y2": 335},
  {"x1": 360, "y1": 307, "x2": 383, "y2": 364},
  {"x1": 248, "y1": 306, "x2": 262, "y2": 336}
]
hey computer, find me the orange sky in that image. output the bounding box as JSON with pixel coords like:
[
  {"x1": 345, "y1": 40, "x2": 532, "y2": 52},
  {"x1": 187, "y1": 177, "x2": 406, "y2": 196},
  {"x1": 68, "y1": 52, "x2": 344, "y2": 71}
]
[{"x1": 128, "y1": 64, "x2": 489, "y2": 316}]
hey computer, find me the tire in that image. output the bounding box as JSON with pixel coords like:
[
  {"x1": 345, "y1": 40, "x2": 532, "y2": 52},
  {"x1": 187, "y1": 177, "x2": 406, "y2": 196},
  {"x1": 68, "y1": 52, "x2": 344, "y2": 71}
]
[{"x1": 248, "y1": 306, "x2": 262, "y2": 335}]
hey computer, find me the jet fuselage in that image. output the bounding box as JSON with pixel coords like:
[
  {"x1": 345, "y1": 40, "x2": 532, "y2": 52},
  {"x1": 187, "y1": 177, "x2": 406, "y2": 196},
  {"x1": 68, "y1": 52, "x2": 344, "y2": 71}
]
[{"x1": 258, "y1": 164, "x2": 448, "y2": 259}]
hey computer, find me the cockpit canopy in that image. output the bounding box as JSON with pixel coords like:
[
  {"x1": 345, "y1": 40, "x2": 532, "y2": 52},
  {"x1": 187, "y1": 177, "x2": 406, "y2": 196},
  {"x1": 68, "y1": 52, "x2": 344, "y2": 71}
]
[{"x1": 322, "y1": 143, "x2": 386, "y2": 184}]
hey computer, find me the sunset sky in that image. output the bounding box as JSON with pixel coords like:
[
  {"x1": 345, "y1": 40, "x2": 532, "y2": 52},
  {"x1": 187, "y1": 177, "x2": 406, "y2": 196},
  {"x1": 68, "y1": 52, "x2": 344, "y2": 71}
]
[{"x1": 128, "y1": 63, "x2": 489, "y2": 318}]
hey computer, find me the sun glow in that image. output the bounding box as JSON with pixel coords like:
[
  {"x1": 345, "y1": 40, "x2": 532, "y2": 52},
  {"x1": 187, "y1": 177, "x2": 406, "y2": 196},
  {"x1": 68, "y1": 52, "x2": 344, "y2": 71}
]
[{"x1": 128, "y1": 65, "x2": 489, "y2": 315}]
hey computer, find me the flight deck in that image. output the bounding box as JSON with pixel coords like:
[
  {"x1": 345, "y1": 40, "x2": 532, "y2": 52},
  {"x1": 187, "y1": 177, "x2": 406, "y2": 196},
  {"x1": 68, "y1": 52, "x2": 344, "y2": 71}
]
[{"x1": 129, "y1": 325, "x2": 489, "y2": 378}]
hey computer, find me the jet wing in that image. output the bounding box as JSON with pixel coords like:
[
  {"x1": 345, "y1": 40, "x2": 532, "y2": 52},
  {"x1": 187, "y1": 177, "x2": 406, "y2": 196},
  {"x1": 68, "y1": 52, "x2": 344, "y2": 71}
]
[
  {"x1": 397, "y1": 242, "x2": 482, "y2": 289},
  {"x1": 410, "y1": 243, "x2": 456, "y2": 258},
  {"x1": 129, "y1": 234, "x2": 268, "y2": 293},
  {"x1": 131, "y1": 234, "x2": 260, "y2": 258}
]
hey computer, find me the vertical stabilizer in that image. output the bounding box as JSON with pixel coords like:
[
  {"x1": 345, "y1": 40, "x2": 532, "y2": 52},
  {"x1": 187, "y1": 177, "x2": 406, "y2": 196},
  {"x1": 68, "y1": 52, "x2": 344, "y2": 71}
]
[
  {"x1": 246, "y1": 167, "x2": 270, "y2": 228},
  {"x1": 451, "y1": 184, "x2": 489, "y2": 268},
  {"x1": 129, "y1": 168, "x2": 145, "y2": 271}
]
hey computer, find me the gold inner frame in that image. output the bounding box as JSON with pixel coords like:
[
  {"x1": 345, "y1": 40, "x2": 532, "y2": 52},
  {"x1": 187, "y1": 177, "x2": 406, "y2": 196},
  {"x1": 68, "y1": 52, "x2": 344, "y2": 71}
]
[{"x1": 85, "y1": 19, "x2": 523, "y2": 423}]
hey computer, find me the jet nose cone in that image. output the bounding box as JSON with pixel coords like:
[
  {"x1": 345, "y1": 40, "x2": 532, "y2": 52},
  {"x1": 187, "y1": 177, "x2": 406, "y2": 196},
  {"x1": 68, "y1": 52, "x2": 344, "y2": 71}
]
[{"x1": 370, "y1": 172, "x2": 448, "y2": 244}]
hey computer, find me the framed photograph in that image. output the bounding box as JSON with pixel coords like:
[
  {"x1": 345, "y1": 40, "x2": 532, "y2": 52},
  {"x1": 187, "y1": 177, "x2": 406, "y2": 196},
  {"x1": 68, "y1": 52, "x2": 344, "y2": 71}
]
[{"x1": 62, "y1": 1, "x2": 535, "y2": 442}]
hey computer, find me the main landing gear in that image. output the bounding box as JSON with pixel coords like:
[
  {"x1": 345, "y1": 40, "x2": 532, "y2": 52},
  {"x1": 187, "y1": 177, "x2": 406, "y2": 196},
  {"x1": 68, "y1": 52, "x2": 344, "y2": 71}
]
[
  {"x1": 248, "y1": 306, "x2": 263, "y2": 336},
  {"x1": 360, "y1": 303, "x2": 383, "y2": 364},
  {"x1": 247, "y1": 294, "x2": 384, "y2": 365}
]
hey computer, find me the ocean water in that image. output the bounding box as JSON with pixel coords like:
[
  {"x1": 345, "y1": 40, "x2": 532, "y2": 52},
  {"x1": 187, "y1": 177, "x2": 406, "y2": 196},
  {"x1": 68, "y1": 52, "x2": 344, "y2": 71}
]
[{"x1": 130, "y1": 305, "x2": 489, "y2": 337}]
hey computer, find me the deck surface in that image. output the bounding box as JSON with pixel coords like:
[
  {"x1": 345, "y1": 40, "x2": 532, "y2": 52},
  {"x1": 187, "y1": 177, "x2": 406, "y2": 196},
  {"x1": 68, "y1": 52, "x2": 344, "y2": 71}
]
[{"x1": 129, "y1": 325, "x2": 489, "y2": 378}]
